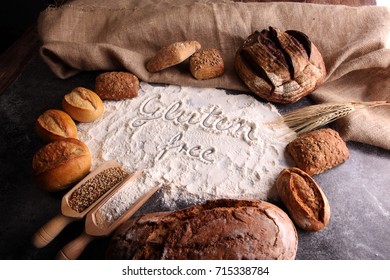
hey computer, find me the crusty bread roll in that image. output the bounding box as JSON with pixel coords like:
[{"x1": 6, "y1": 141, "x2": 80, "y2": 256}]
[
  {"x1": 95, "y1": 72, "x2": 139, "y2": 100},
  {"x1": 287, "y1": 128, "x2": 349, "y2": 175},
  {"x1": 62, "y1": 87, "x2": 104, "y2": 122},
  {"x1": 276, "y1": 168, "x2": 330, "y2": 232},
  {"x1": 35, "y1": 109, "x2": 78, "y2": 142},
  {"x1": 189, "y1": 48, "x2": 224, "y2": 80},
  {"x1": 146, "y1": 40, "x2": 201, "y2": 72},
  {"x1": 32, "y1": 138, "x2": 91, "y2": 192},
  {"x1": 106, "y1": 199, "x2": 298, "y2": 260}
]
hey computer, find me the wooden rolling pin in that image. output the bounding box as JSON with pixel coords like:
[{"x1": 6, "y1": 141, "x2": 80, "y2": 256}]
[
  {"x1": 32, "y1": 160, "x2": 128, "y2": 248},
  {"x1": 56, "y1": 171, "x2": 160, "y2": 260}
]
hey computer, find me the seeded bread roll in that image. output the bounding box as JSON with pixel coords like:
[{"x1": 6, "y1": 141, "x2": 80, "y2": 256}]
[
  {"x1": 32, "y1": 138, "x2": 91, "y2": 192},
  {"x1": 95, "y1": 72, "x2": 139, "y2": 100},
  {"x1": 189, "y1": 48, "x2": 224, "y2": 80},
  {"x1": 146, "y1": 40, "x2": 201, "y2": 72},
  {"x1": 35, "y1": 109, "x2": 77, "y2": 142},
  {"x1": 106, "y1": 199, "x2": 298, "y2": 260},
  {"x1": 62, "y1": 87, "x2": 104, "y2": 122},
  {"x1": 287, "y1": 128, "x2": 349, "y2": 175}
]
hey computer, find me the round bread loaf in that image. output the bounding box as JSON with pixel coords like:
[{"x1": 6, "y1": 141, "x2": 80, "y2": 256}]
[
  {"x1": 106, "y1": 199, "x2": 298, "y2": 260},
  {"x1": 235, "y1": 27, "x2": 326, "y2": 104},
  {"x1": 95, "y1": 72, "x2": 139, "y2": 100},
  {"x1": 32, "y1": 138, "x2": 91, "y2": 192},
  {"x1": 35, "y1": 109, "x2": 78, "y2": 142},
  {"x1": 62, "y1": 87, "x2": 104, "y2": 122}
]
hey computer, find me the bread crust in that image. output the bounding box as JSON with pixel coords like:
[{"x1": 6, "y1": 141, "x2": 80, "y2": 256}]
[
  {"x1": 276, "y1": 168, "x2": 330, "y2": 231},
  {"x1": 189, "y1": 48, "x2": 224, "y2": 80},
  {"x1": 234, "y1": 28, "x2": 326, "y2": 104},
  {"x1": 95, "y1": 72, "x2": 139, "y2": 100},
  {"x1": 32, "y1": 138, "x2": 91, "y2": 192},
  {"x1": 35, "y1": 109, "x2": 78, "y2": 142},
  {"x1": 146, "y1": 41, "x2": 201, "y2": 72},
  {"x1": 106, "y1": 199, "x2": 298, "y2": 260},
  {"x1": 287, "y1": 128, "x2": 349, "y2": 175},
  {"x1": 62, "y1": 87, "x2": 104, "y2": 122}
]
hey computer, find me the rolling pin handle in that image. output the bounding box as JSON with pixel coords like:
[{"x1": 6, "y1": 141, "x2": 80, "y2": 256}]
[
  {"x1": 32, "y1": 214, "x2": 74, "y2": 248},
  {"x1": 56, "y1": 231, "x2": 94, "y2": 260}
]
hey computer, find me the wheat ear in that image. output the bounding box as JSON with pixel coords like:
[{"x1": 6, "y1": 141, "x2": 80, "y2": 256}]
[{"x1": 272, "y1": 101, "x2": 390, "y2": 135}]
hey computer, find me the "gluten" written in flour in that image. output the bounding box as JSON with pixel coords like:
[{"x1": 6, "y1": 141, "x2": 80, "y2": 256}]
[{"x1": 131, "y1": 95, "x2": 257, "y2": 143}]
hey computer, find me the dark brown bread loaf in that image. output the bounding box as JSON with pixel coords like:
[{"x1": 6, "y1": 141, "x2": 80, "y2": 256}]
[
  {"x1": 287, "y1": 128, "x2": 349, "y2": 175},
  {"x1": 234, "y1": 27, "x2": 326, "y2": 104},
  {"x1": 106, "y1": 199, "x2": 298, "y2": 260}
]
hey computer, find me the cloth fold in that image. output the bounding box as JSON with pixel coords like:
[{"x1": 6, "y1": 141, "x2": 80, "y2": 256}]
[{"x1": 37, "y1": 0, "x2": 390, "y2": 149}]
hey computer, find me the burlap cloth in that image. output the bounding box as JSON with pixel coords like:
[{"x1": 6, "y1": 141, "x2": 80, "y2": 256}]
[{"x1": 37, "y1": 0, "x2": 390, "y2": 150}]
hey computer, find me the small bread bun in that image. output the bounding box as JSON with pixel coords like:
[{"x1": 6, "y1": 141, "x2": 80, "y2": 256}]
[
  {"x1": 189, "y1": 48, "x2": 224, "y2": 80},
  {"x1": 146, "y1": 40, "x2": 201, "y2": 72},
  {"x1": 287, "y1": 128, "x2": 349, "y2": 175},
  {"x1": 95, "y1": 72, "x2": 139, "y2": 100},
  {"x1": 32, "y1": 138, "x2": 91, "y2": 192},
  {"x1": 276, "y1": 168, "x2": 330, "y2": 232},
  {"x1": 35, "y1": 109, "x2": 78, "y2": 142},
  {"x1": 62, "y1": 87, "x2": 104, "y2": 122}
]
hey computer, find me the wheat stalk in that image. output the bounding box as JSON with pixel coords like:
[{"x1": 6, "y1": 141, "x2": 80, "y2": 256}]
[{"x1": 272, "y1": 101, "x2": 390, "y2": 135}]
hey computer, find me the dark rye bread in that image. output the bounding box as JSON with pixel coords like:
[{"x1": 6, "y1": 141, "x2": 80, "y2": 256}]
[{"x1": 106, "y1": 199, "x2": 298, "y2": 260}]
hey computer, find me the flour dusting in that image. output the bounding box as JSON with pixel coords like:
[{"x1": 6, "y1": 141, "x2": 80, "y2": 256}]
[{"x1": 78, "y1": 83, "x2": 292, "y2": 227}]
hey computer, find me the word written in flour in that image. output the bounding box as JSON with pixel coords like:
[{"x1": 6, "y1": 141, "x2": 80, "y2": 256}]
[
  {"x1": 131, "y1": 95, "x2": 257, "y2": 143},
  {"x1": 157, "y1": 132, "x2": 215, "y2": 163}
]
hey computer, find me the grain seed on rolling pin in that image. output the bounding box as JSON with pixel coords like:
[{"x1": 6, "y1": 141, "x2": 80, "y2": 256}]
[{"x1": 68, "y1": 167, "x2": 128, "y2": 213}]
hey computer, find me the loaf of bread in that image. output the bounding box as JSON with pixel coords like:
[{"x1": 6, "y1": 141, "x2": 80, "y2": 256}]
[
  {"x1": 234, "y1": 27, "x2": 326, "y2": 104},
  {"x1": 35, "y1": 109, "x2": 77, "y2": 142},
  {"x1": 32, "y1": 138, "x2": 91, "y2": 192},
  {"x1": 95, "y1": 72, "x2": 139, "y2": 100},
  {"x1": 146, "y1": 40, "x2": 201, "y2": 72},
  {"x1": 276, "y1": 168, "x2": 330, "y2": 231},
  {"x1": 189, "y1": 48, "x2": 224, "y2": 80},
  {"x1": 287, "y1": 128, "x2": 349, "y2": 175},
  {"x1": 62, "y1": 87, "x2": 104, "y2": 122},
  {"x1": 106, "y1": 199, "x2": 298, "y2": 260}
]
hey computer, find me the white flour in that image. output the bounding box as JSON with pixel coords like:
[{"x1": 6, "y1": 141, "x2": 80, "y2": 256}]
[{"x1": 78, "y1": 83, "x2": 292, "y2": 228}]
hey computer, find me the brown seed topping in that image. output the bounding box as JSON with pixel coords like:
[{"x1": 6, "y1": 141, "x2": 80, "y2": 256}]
[{"x1": 68, "y1": 167, "x2": 128, "y2": 213}]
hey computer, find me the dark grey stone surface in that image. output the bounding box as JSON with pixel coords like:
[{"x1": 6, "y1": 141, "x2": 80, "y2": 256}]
[{"x1": 0, "y1": 56, "x2": 389, "y2": 260}]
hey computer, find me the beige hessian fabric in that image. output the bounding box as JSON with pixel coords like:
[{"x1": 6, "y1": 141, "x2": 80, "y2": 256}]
[{"x1": 37, "y1": 0, "x2": 390, "y2": 150}]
